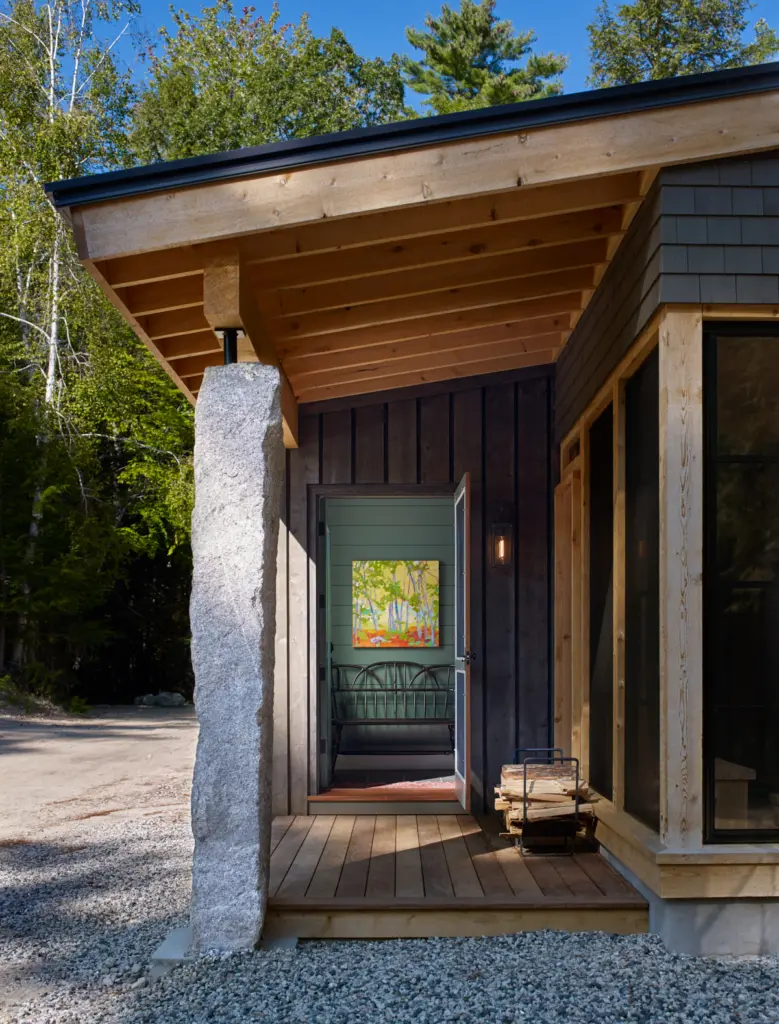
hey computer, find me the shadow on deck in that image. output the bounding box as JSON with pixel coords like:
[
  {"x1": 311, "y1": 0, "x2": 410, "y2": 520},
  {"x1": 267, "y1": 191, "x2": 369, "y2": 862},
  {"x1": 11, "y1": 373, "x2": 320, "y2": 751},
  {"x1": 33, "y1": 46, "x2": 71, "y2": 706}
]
[{"x1": 266, "y1": 814, "x2": 648, "y2": 940}]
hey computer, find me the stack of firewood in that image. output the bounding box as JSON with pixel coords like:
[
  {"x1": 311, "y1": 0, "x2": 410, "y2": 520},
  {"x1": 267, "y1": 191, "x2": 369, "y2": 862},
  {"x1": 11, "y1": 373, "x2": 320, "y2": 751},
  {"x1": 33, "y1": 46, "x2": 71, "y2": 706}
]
[{"x1": 494, "y1": 763, "x2": 599, "y2": 838}]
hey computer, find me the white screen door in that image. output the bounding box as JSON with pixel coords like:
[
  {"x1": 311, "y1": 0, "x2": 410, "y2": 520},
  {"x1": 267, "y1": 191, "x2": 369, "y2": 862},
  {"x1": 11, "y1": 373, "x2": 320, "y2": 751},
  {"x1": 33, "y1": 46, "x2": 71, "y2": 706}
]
[{"x1": 454, "y1": 473, "x2": 471, "y2": 810}]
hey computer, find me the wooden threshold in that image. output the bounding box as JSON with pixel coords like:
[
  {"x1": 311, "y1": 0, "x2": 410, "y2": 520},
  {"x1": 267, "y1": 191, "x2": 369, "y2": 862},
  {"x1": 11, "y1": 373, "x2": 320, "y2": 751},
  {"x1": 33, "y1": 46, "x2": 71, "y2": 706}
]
[
  {"x1": 266, "y1": 814, "x2": 648, "y2": 939},
  {"x1": 309, "y1": 784, "x2": 458, "y2": 802}
]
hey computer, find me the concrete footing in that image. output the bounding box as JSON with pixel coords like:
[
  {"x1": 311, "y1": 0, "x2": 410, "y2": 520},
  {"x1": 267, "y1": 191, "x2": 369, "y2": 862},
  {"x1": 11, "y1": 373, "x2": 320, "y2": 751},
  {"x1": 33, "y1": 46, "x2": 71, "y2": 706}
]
[
  {"x1": 603, "y1": 849, "x2": 779, "y2": 956},
  {"x1": 150, "y1": 926, "x2": 194, "y2": 978}
]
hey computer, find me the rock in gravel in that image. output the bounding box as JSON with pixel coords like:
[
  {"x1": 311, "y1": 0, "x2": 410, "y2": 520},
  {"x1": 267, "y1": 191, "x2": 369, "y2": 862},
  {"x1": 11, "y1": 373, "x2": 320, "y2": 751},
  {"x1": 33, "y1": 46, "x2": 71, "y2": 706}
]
[{"x1": 154, "y1": 692, "x2": 186, "y2": 708}]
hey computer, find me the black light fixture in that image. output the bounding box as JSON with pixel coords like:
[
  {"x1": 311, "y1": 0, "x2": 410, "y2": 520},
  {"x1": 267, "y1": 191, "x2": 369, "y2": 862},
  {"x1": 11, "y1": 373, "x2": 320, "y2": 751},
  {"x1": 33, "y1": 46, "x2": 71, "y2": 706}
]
[{"x1": 490, "y1": 522, "x2": 513, "y2": 567}]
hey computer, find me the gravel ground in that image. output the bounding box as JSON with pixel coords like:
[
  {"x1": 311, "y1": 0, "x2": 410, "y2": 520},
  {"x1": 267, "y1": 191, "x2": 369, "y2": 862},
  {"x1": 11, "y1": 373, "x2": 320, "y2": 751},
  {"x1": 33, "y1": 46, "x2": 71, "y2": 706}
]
[{"x1": 3, "y1": 711, "x2": 779, "y2": 1024}]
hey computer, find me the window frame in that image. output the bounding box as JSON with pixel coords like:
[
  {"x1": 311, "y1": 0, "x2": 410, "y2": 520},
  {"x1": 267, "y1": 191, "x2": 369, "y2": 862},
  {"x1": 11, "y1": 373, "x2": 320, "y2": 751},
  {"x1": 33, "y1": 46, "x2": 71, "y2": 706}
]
[{"x1": 703, "y1": 320, "x2": 779, "y2": 844}]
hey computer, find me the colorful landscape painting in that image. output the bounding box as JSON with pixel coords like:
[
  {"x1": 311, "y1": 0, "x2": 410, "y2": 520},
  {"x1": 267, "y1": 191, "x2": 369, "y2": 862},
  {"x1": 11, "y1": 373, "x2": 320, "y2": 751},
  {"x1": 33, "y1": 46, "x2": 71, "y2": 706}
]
[{"x1": 352, "y1": 560, "x2": 440, "y2": 648}]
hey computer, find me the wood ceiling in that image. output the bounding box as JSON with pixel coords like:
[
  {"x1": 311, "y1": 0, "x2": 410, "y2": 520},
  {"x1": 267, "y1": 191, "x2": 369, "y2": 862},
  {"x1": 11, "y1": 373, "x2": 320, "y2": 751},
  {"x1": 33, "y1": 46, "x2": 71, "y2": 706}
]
[
  {"x1": 60, "y1": 84, "x2": 779, "y2": 445},
  {"x1": 94, "y1": 170, "x2": 646, "y2": 406}
]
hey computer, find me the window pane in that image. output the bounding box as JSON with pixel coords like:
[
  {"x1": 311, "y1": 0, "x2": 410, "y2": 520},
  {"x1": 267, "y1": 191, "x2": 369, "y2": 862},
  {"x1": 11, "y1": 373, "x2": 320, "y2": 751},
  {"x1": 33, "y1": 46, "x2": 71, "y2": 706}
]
[
  {"x1": 717, "y1": 336, "x2": 779, "y2": 457},
  {"x1": 706, "y1": 328, "x2": 779, "y2": 839},
  {"x1": 588, "y1": 405, "x2": 613, "y2": 800},
  {"x1": 717, "y1": 464, "x2": 779, "y2": 582},
  {"x1": 624, "y1": 350, "x2": 660, "y2": 832}
]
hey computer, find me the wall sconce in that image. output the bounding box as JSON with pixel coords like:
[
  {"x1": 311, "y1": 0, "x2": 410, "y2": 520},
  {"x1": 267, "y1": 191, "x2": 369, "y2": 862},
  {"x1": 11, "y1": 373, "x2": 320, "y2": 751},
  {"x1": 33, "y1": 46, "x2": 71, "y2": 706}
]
[{"x1": 490, "y1": 523, "x2": 514, "y2": 567}]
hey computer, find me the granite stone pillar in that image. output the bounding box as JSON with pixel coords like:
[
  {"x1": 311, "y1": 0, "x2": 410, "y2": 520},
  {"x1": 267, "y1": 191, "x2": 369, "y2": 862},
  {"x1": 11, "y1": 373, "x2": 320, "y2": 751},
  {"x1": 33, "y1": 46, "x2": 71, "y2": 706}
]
[{"x1": 189, "y1": 363, "x2": 284, "y2": 952}]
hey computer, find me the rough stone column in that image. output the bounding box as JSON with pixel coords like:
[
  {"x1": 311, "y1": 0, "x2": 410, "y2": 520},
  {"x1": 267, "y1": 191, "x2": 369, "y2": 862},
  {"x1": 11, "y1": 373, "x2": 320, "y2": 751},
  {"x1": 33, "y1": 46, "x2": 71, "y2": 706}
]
[{"x1": 189, "y1": 363, "x2": 284, "y2": 952}]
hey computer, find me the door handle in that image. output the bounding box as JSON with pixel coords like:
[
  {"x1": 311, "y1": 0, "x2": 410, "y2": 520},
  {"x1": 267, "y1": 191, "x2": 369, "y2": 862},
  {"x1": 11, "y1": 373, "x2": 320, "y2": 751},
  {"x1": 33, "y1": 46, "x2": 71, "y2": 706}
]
[{"x1": 464, "y1": 650, "x2": 476, "y2": 663}]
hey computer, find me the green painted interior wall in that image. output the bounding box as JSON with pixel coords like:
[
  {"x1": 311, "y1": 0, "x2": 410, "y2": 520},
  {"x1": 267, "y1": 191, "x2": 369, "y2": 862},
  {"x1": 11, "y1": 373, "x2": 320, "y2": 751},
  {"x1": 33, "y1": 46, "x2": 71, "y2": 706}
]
[{"x1": 326, "y1": 497, "x2": 455, "y2": 670}]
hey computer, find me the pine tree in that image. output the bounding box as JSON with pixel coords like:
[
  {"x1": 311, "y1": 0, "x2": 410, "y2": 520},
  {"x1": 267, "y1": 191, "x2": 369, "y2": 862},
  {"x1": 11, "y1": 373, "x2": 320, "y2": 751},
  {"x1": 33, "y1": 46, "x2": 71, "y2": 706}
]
[
  {"x1": 588, "y1": 0, "x2": 779, "y2": 87},
  {"x1": 403, "y1": 0, "x2": 567, "y2": 116}
]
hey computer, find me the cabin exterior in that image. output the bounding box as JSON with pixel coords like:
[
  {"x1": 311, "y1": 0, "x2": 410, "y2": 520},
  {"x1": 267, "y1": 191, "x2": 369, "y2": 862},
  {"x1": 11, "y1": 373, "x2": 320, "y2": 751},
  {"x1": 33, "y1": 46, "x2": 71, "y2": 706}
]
[{"x1": 48, "y1": 62, "x2": 779, "y2": 957}]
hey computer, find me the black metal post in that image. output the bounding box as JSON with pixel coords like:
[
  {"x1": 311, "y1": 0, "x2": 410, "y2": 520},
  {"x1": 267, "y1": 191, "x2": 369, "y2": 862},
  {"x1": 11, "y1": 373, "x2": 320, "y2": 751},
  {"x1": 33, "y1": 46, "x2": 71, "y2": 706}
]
[{"x1": 221, "y1": 327, "x2": 238, "y2": 365}]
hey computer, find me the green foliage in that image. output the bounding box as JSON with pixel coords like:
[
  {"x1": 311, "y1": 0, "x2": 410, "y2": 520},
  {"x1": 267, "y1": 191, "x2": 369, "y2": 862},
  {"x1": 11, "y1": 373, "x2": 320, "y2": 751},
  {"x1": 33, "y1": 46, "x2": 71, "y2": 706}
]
[
  {"x1": 0, "y1": 0, "x2": 194, "y2": 703},
  {"x1": 403, "y1": 0, "x2": 567, "y2": 115},
  {"x1": 588, "y1": 0, "x2": 779, "y2": 87},
  {"x1": 132, "y1": 0, "x2": 410, "y2": 163},
  {"x1": 67, "y1": 694, "x2": 90, "y2": 714}
]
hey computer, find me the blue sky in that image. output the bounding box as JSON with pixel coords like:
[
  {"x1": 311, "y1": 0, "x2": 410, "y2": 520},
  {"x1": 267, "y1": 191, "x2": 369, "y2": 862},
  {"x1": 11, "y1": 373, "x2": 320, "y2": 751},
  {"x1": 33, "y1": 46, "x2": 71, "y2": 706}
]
[{"x1": 131, "y1": 0, "x2": 779, "y2": 95}]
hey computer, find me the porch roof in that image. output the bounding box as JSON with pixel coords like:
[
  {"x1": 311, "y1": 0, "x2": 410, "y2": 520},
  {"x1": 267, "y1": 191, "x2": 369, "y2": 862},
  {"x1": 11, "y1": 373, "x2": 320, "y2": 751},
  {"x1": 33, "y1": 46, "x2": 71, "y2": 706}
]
[{"x1": 47, "y1": 62, "x2": 779, "y2": 447}]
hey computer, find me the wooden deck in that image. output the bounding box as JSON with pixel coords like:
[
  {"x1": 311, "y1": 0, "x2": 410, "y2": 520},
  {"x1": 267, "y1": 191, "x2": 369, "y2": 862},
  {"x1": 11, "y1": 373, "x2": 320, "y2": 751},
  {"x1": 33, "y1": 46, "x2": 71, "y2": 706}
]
[{"x1": 265, "y1": 814, "x2": 648, "y2": 939}]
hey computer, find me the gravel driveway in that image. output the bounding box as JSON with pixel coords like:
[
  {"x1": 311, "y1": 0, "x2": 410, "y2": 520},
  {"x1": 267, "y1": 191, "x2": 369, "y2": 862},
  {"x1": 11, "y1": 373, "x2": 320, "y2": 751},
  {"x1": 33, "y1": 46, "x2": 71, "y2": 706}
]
[{"x1": 2, "y1": 708, "x2": 779, "y2": 1024}]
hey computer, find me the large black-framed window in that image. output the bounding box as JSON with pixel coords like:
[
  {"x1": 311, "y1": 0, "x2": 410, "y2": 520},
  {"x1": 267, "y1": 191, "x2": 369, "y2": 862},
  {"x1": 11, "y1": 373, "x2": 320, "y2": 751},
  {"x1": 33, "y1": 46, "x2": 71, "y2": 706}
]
[
  {"x1": 588, "y1": 405, "x2": 614, "y2": 800},
  {"x1": 624, "y1": 350, "x2": 660, "y2": 831},
  {"x1": 704, "y1": 323, "x2": 779, "y2": 843}
]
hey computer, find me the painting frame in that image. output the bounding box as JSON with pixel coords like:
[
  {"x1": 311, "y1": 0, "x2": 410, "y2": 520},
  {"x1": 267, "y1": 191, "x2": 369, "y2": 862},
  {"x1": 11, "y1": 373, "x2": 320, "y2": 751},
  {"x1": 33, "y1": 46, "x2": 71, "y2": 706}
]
[{"x1": 352, "y1": 559, "x2": 440, "y2": 648}]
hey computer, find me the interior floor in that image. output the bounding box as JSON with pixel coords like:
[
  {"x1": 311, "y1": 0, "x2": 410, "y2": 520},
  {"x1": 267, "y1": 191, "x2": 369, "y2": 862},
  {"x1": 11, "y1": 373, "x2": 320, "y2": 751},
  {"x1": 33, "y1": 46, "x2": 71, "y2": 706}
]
[{"x1": 313, "y1": 771, "x2": 457, "y2": 803}]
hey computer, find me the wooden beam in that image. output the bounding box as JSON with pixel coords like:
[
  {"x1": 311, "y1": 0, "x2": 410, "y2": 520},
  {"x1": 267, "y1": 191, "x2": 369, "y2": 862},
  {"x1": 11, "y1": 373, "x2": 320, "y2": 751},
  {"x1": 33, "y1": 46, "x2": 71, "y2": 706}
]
[
  {"x1": 252, "y1": 208, "x2": 623, "y2": 292},
  {"x1": 612, "y1": 380, "x2": 626, "y2": 812},
  {"x1": 554, "y1": 477, "x2": 573, "y2": 753},
  {"x1": 246, "y1": 172, "x2": 644, "y2": 263},
  {"x1": 570, "y1": 468, "x2": 583, "y2": 765},
  {"x1": 270, "y1": 239, "x2": 609, "y2": 317},
  {"x1": 277, "y1": 296, "x2": 581, "y2": 359},
  {"x1": 118, "y1": 274, "x2": 203, "y2": 317},
  {"x1": 146, "y1": 306, "x2": 211, "y2": 341},
  {"x1": 171, "y1": 352, "x2": 218, "y2": 379},
  {"x1": 295, "y1": 348, "x2": 557, "y2": 403},
  {"x1": 272, "y1": 268, "x2": 594, "y2": 343},
  {"x1": 658, "y1": 307, "x2": 704, "y2": 850},
  {"x1": 202, "y1": 251, "x2": 299, "y2": 448},
  {"x1": 73, "y1": 90, "x2": 779, "y2": 261},
  {"x1": 96, "y1": 249, "x2": 202, "y2": 289},
  {"x1": 287, "y1": 333, "x2": 563, "y2": 390},
  {"x1": 285, "y1": 326, "x2": 564, "y2": 379},
  {"x1": 579, "y1": 431, "x2": 591, "y2": 781},
  {"x1": 65, "y1": 245, "x2": 195, "y2": 404},
  {"x1": 159, "y1": 332, "x2": 223, "y2": 361}
]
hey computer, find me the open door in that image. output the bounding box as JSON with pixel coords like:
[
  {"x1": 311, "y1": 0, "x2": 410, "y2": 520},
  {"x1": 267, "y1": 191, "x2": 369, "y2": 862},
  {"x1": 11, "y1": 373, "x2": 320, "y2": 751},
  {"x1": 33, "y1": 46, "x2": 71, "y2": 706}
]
[{"x1": 454, "y1": 474, "x2": 471, "y2": 810}]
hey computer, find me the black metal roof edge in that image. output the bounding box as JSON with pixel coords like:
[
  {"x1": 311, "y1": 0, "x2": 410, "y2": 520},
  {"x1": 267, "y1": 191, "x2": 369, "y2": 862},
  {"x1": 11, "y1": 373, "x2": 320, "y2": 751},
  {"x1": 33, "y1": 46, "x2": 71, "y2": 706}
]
[{"x1": 46, "y1": 61, "x2": 779, "y2": 209}]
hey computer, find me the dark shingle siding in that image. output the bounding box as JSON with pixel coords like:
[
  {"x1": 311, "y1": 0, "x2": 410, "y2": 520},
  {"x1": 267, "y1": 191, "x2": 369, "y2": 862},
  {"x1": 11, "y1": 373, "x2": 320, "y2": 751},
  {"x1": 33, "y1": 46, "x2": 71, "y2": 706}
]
[{"x1": 555, "y1": 150, "x2": 779, "y2": 441}]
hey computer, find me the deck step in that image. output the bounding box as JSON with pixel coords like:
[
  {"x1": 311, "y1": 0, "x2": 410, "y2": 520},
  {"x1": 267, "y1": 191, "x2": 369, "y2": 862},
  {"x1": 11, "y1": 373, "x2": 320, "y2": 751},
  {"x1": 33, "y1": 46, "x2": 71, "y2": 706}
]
[{"x1": 268, "y1": 813, "x2": 648, "y2": 939}]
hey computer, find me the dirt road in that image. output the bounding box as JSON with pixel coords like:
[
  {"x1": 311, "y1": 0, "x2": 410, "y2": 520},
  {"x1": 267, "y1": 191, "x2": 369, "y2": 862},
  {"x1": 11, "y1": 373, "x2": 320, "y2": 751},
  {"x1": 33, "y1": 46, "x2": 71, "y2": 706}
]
[{"x1": 0, "y1": 706, "x2": 198, "y2": 840}]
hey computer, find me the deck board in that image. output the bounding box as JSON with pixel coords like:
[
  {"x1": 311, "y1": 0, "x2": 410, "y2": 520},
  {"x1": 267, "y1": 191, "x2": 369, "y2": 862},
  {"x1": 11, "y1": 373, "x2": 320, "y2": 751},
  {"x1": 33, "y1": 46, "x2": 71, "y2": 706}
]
[
  {"x1": 365, "y1": 815, "x2": 396, "y2": 898},
  {"x1": 335, "y1": 815, "x2": 376, "y2": 897},
  {"x1": 306, "y1": 815, "x2": 355, "y2": 898},
  {"x1": 417, "y1": 815, "x2": 455, "y2": 897},
  {"x1": 269, "y1": 815, "x2": 315, "y2": 896},
  {"x1": 276, "y1": 815, "x2": 335, "y2": 898},
  {"x1": 395, "y1": 816, "x2": 425, "y2": 898},
  {"x1": 437, "y1": 815, "x2": 483, "y2": 897},
  {"x1": 457, "y1": 815, "x2": 514, "y2": 898},
  {"x1": 268, "y1": 814, "x2": 648, "y2": 939}
]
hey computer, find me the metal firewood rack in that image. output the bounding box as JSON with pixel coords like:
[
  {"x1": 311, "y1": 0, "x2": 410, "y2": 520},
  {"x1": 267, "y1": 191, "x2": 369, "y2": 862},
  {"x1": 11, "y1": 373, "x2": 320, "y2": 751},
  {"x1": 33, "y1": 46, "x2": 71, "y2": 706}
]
[{"x1": 512, "y1": 747, "x2": 582, "y2": 857}]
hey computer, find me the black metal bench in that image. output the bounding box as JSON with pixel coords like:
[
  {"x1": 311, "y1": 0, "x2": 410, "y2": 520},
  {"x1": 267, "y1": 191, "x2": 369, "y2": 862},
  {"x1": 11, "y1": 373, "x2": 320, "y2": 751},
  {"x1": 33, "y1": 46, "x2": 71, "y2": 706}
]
[{"x1": 331, "y1": 662, "x2": 454, "y2": 763}]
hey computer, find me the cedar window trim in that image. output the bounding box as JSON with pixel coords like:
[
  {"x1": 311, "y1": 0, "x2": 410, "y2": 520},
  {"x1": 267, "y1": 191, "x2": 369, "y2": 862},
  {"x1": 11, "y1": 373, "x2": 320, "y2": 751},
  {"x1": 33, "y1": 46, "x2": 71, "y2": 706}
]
[{"x1": 556, "y1": 313, "x2": 659, "y2": 820}]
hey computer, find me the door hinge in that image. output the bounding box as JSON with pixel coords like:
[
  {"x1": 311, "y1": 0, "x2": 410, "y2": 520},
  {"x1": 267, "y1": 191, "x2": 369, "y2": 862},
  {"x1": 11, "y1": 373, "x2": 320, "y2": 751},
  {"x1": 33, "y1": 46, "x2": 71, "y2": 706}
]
[{"x1": 318, "y1": 520, "x2": 326, "y2": 536}]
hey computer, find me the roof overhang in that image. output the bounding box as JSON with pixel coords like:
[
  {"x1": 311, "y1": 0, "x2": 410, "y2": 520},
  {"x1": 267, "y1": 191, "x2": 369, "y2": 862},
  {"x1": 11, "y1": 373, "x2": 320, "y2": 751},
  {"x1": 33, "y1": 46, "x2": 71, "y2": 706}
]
[{"x1": 47, "y1": 63, "x2": 779, "y2": 447}]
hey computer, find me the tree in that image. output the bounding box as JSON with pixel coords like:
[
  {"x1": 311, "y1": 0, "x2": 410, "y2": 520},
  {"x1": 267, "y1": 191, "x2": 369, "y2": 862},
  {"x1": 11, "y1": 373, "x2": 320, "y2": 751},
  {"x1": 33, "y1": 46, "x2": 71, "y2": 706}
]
[
  {"x1": 0, "y1": 0, "x2": 194, "y2": 696},
  {"x1": 132, "y1": 0, "x2": 410, "y2": 164},
  {"x1": 588, "y1": 0, "x2": 779, "y2": 87},
  {"x1": 403, "y1": 0, "x2": 567, "y2": 116}
]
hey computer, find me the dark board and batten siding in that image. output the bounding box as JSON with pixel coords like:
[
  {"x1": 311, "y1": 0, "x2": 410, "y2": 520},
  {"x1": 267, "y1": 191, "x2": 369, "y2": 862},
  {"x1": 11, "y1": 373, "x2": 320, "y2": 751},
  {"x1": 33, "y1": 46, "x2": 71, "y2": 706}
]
[
  {"x1": 273, "y1": 367, "x2": 553, "y2": 815},
  {"x1": 556, "y1": 150, "x2": 779, "y2": 442}
]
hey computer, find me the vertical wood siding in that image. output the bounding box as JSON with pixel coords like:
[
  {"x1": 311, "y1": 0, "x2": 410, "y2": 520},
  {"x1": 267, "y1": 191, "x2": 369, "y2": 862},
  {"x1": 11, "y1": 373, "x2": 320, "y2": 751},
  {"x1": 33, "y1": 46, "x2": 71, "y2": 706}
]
[{"x1": 272, "y1": 367, "x2": 553, "y2": 814}]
